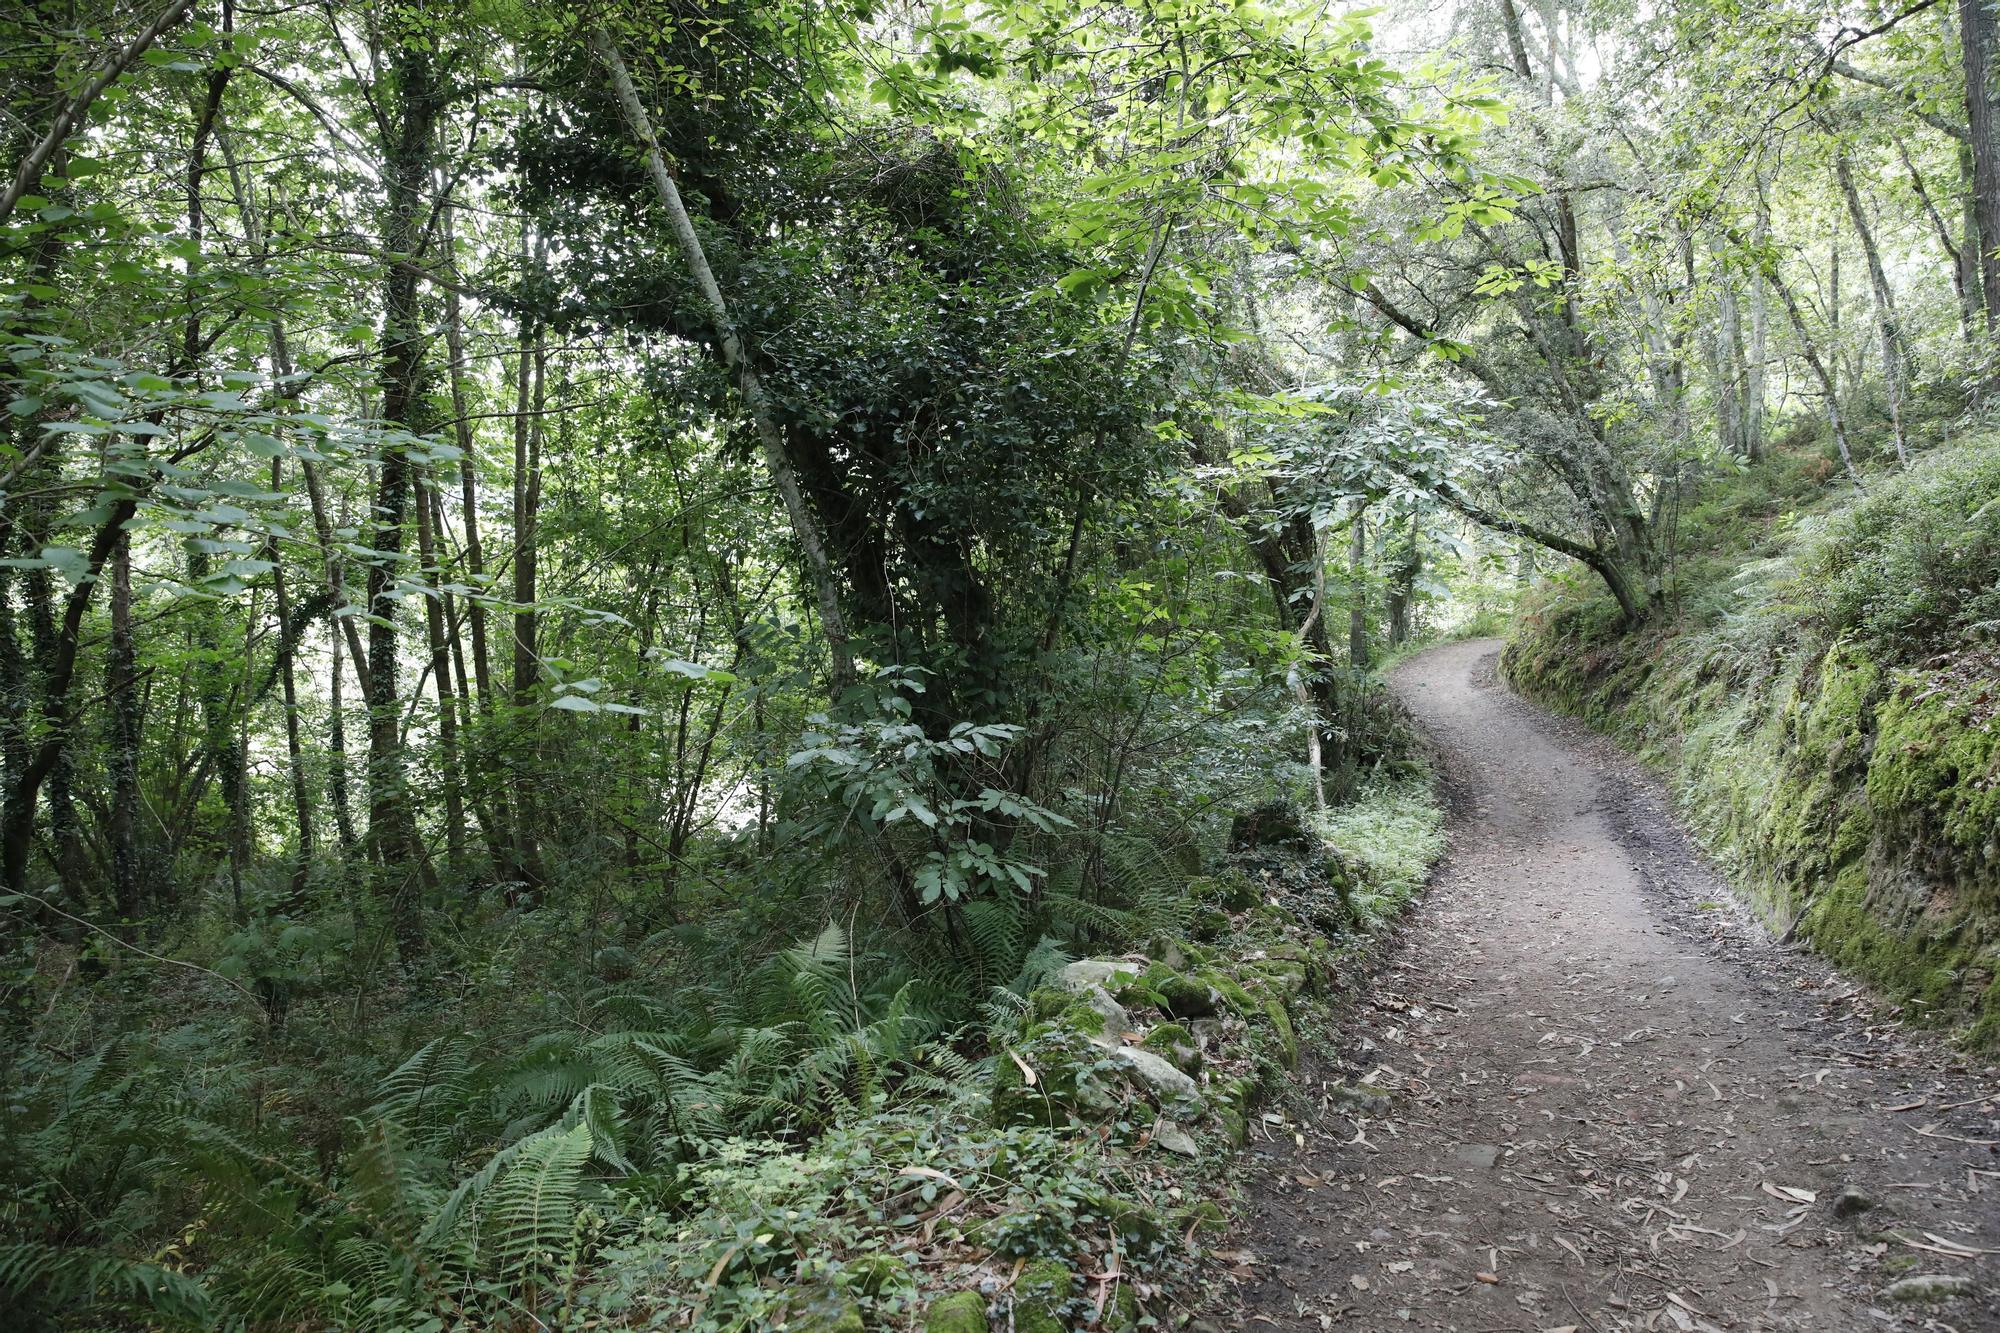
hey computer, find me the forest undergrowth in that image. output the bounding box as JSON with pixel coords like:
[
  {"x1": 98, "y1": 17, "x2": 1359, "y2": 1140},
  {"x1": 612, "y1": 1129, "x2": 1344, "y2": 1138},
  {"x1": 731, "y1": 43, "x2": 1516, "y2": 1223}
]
[{"x1": 3, "y1": 700, "x2": 1445, "y2": 1331}]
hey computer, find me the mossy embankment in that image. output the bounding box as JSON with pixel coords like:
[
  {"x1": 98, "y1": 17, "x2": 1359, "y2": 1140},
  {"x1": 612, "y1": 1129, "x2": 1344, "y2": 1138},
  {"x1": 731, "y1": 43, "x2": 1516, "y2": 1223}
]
[{"x1": 1502, "y1": 437, "x2": 2000, "y2": 1046}]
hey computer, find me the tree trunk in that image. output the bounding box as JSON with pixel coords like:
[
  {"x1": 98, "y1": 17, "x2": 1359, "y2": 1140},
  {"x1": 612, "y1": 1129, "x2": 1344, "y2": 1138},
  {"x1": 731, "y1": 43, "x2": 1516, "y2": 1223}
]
[
  {"x1": 415, "y1": 475, "x2": 468, "y2": 872},
  {"x1": 1897, "y1": 135, "x2": 1976, "y2": 342},
  {"x1": 595, "y1": 30, "x2": 856, "y2": 699},
  {"x1": 509, "y1": 241, "x2": 549, "y2": 892},
  {"x1": 106, "y1": 530, "x2": 142, "y2": 918},
  {"x1": 328, "y1": 626, "x2": 358, "y2": 856},
  {"x1": 1767, "y1": 255, "x2": 1864, "y2": 487},
  {"x1": 441, "y1": 211, "x2": 516, "y2": 873},
  {"x1": 1961, "y1": 0, "x2": 2000, "y2": 328},
  {"x1": 1835, "y1": 152, "x2": 1910, "y2": 467},
  {"x1": 1384, "y1": 515, "x2": 1419, "y2": 647},
  {"x1": 367, "y1": 38, "x2": 442, "y2": 957},
  {"x1": 1711, "y1": 242, "x2": 1744, "y2": 459},
  {"x1": 1744, "y1": 180, "x2": 1770, "y2": 460},
  {"x1": 1347, "y1": 500, "x2": 1369, "y2": 670}
]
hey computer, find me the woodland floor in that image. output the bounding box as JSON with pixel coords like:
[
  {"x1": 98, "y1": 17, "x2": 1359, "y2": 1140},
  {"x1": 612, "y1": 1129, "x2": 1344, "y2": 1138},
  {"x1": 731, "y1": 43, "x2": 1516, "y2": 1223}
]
[{"x1": 1210, "y1": 638, "x2": 2000, "y2": 1332}]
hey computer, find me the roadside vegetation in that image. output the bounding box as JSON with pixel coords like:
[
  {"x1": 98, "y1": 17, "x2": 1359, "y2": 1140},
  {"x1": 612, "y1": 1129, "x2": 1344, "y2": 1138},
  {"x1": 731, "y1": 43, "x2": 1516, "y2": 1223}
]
[
  {"x1": 1507, "y1": 416, "x2": 2000, "y2": 1045},
  {"x1": 5, "y1": 0, "x2": 1999, "y2": 1325}
]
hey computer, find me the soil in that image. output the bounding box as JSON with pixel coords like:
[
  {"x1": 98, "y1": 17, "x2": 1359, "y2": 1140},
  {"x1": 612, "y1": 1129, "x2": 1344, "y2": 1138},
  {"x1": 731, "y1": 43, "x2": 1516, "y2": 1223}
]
[{"x1": 1211, "y1": 639, "x2": 2000, "y2": 1332}]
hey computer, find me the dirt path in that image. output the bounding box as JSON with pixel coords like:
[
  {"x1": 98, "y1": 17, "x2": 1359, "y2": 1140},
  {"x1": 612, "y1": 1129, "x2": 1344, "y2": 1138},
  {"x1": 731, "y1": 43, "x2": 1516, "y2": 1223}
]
[{"x1": 1215, "y1": 638, "x2": 1999, "y2": 1332}]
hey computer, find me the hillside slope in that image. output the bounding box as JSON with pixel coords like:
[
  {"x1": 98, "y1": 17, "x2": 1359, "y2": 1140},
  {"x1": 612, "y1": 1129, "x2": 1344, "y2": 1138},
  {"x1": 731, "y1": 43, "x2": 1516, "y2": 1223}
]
[{"x1": 1503, "y1": 438, "x2": 2000, "y2": 1045}]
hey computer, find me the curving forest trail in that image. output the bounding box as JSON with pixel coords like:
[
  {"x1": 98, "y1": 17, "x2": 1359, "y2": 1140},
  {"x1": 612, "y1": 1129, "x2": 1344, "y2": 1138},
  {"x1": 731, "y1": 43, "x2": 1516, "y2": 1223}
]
[{"x1": 1218, "y1": 639, "x2": 2000, "y2": 1332}]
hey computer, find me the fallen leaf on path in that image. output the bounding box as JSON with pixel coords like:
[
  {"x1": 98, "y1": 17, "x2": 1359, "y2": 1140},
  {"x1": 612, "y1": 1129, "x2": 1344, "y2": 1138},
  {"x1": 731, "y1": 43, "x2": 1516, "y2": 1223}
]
[
  {"x1": 1760, "y1": 1182, "x2": 1816, "y2": 1204},
  {"x1": 1883, "y1": 1097, "x2": 1927, "y2": 1112},
  {"x1": 1915, "y1": 1122, "x2": 2000, "y2": 1146}
]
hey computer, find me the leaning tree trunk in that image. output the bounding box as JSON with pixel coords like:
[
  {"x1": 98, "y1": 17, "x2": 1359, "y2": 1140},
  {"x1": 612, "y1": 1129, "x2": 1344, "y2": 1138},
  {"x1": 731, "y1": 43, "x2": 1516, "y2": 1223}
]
[{"x1": 595, "y1": 29, "x2": 856, "y2": 699}]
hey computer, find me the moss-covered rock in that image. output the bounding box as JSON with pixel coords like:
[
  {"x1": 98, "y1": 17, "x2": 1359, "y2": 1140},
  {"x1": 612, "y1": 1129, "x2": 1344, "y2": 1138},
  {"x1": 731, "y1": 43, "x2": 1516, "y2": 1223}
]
[
  {"x1": 991, "y1": 1021, "x2": 1122, "y2": 1127},
  {"x1": 1175, "y1": 1199, "x2": 1229, "y2": 1235},
  {"x1": 1262, "y1": 995, "x2": 1298, "y2": 1068},
  {"x1": 847, "y1": 1252, "x2": 908, "y2": 1296},
  {"x1": 1191, "y1": 907, "x2": 1234, "y2": 941},
  {"x1": 1139, "y1": 1021, "x2": 1200, "y2": 1073},
  {"x1": 1117, "y1": 962, "x2": 1221, "y2": 1018},
  {"x1": 924, "y1": 1290, "x2": 989, "y2": 1333},
  {"x1": 1214, "y1": 1075, "x2": 1255, "y2": 1145},
  {"x1": 1012, "y1": 1258, "x2": 1075, "y2": 1333},
  {"x1": 794, "y1": 1301, "x2": 865, "y2": 1332},
  {"x1": 1249, "y1": 958, "x2": 1308, "y2": 997},
  {"x1": 1090, "y1": 1189, "x2": 1168, "y2": 1249}
]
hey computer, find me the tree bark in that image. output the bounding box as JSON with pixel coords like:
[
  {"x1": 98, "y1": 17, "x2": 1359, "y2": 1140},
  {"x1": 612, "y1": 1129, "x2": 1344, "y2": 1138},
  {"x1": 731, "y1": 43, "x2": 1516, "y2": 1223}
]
[
  {"x1": 1347, "y1": 500, "x2": 1369, "y2": 670},
  {"x1": 1961, "y1": 0, "x2": 2000, "y2": 328},
  {"x1": 415, "y1": 475, "x2": 468, "y2": 871},
  {"x1": 1745, "y1": 179, "x2": 1771, "y2": 459},
  {"x1": 328, "y1": 626, "x2": 358, "y2": 856},
  {"x1": 1897, "y1": 134, "x2": 1976, "y2": 341},
  {"x1": 509, "y1": 236, "x2": 549, "y2": 891},
  {"x1": 106, "y1": 530, "x2": 142, "y2": 918},
  {"x1": 366, "y1": 37, "x2": 442, "y2": 956},
  {"x1": 1835, "y1": 151, "x2": 1911, "y2": 466},
  {"x1": 595, "y1": 29, "x2": 857, "y2": 699}
]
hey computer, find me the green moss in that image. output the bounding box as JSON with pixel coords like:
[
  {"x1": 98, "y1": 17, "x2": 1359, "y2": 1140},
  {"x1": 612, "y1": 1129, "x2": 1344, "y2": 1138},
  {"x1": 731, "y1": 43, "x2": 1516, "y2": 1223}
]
[
  {"x1": 794, "y1": 1302, "x2": 864, "y2": 1332},
  {"x1": 1200, "y1": 968, "x2": 1258, "y2": 1016},
  {"x1": 847, "y1": 1252, "x2": 907, "y2": 1296},
  {"x1": 1870, "y1": 675, "x2": 2000, "y2": 866},
  {"x1": 1175, "y1": 1199, "x2": 1228, "y2": 1234},
  {"x1": 1117, "y1": 963, "x2": 1221, "y2": 1018},
  {"x1": 991, "y1": 1022, "x2": 1120, "y2": 1127},
  {"x1": 924, "y1": 1290, "x2": 989, "y2": 1333},
  {"x1": 1249, "y1": 959, "x2": 1308, "y2": 997},
  {"x1": 1262, "y1": 996, "x2": 1298, "y2": 1068},
  {"x1": 1504, "y1": 444, "x2": 2000, "y2": 1048},
  {"x1": 1013, "y1": 1258, "x2": 1074, "y2": 1333},
  {"x1": 1108, "y1": 1280, "x2": 1142, "y2": 1330},
  {"x1": 1191, "y1": 907, "x2": 1233, "y2": 941},
  {"x1": 1090, "y1": 1190, "x2": 1168, "y2": 1249},
  {"x1": 1139, "y1": 1021, "x2": 1200, "y2": 1073}
]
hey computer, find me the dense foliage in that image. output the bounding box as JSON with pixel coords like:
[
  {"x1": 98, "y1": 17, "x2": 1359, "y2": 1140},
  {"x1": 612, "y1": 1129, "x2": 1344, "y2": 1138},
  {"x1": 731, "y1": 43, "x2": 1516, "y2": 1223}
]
[{"x1": 2, "y1": 0, "x2": 1995, "y2": 1325}]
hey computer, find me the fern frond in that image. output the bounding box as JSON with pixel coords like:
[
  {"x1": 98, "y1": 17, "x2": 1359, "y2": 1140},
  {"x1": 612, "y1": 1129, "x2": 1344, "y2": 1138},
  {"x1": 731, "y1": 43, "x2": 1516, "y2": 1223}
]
[{"x1": 481, "y1": 1121, "x2": 593, "y2": 1278}]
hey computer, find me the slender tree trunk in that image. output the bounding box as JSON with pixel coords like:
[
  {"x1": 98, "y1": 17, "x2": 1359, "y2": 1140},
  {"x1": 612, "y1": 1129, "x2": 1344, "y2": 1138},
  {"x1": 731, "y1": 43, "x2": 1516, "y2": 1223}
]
[
  {"x1": 1835, "y1": 152, "x2": 1911, "y2": 466},
  {"x1": 1385, "y1": 515, "x2": 1419, "y2": 647},
  {"x1": 1295, "y1": 527, "x2": 1328, "y2": 812},
  {"x1": 367, "y1": 39, "x2": 442, "y2": 956},
  {"x1": 415, "y1": 476, "x2": 468, "y2": 872},
  {"x1": 107, "y1": 530, "x2": 142, "y2": 918},
  {"x1": 1347, "y1": 500, "x2": 1369, "y2": 670},
  {"x1": 328, "y1": 627, "x2": 358, "y2": 856},
  {"x1": 269, "y1": 522, "x2": 314, "y2": 899},
  {"x1": 1768, "y1": 256, "x2": 1864, "y2": 487},
  {"x1": 1897, "y1": 135, "x2": 1976, "y2": 342},
  {"x1": 441, "y1": 211, "x2": 515, "y2": 872},
  {"x1": 595, "y1": 30, "x2": 856, "y2": 699},
  {"x1": 509, "y1": 240, "x2": 549, "y2": 891},
  {"x1": 1745, "y1": 180, "x2": 1770, "y2": 459},
  {"x1": 1711, "y1": 242, "x2": 1745, "y2": 459}
]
